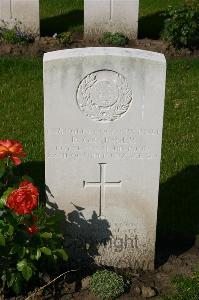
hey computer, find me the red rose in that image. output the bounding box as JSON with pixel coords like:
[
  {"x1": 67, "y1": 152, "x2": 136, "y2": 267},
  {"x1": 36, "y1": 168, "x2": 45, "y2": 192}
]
[
  {"x1": 26, "y1": 225, "x2": 39, "y2": 234},
  {"x1": 0, "y1": 140, "x2": 26, "y2": 165},
  {"x1": 6, "y1": 180, "x2": 39, "y2": 215}
]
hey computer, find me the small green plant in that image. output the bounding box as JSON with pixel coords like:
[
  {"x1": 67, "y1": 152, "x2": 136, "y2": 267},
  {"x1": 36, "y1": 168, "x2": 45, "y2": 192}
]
[
  {"x1": 90, "y1": 269, "x2": 126, "y2": 299},
  {"x1": 58, "y1": 31, "x2": 73, "y2": 45},
  {"x1": 0, "y1": 22, "x2": 34, "y2": 44},
  {"x1": 163, "y1": 273, "x2": 199, "y2": 300},
  {"x1": 100, "y1": 32, "x2": 128, "y2": 47},
  {"x1": 161, "y1": 0, "x2": 199, "y2": 49}
]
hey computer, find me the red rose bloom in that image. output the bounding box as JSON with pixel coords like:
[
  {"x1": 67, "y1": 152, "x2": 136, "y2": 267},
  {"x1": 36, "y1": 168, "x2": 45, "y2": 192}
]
[
  {"x1": 26, "y1": 225, "x2": 39, "y2": 234},
  {"x1": 6, "y1": 180, "x2": 39, "y2": 215},
  {"x1": 0, "y1": 140, "x2": 26, "y2": 165}
]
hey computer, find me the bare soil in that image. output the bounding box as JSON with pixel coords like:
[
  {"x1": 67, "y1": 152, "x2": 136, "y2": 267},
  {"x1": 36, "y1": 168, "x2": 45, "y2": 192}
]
[
  {"x1": 3, "y1": 244, "x2": 199, "y2": 300},
  {"x1": 0, "y1": 34, "x2": 198, "y2": 59}
]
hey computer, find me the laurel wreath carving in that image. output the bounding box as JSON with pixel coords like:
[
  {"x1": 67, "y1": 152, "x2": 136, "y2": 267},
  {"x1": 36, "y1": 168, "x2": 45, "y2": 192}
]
[{"x1": 77, "y1": 71, "x2": 133, "y2": 122}]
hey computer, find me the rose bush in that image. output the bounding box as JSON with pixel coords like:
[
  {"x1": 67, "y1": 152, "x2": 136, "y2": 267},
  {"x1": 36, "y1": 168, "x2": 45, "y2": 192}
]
[
  {"x1": 0, "y1": 140, "x2": 26, "y2": 166},
  {"x1": 6, "y1": 180, "x2": 39, "y2": 215},
  {"x1": 0, "y1": 140, "x2": 68, "y2": 295}
]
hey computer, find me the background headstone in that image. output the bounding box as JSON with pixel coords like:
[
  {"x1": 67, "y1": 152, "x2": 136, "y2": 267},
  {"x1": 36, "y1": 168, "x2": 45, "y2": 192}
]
[
  {"x1": 84, "y1": 0, "x2": 139, "y2": 40},
  {"x1": 44, "y1": 48, "x2": 166, "y2": 270},
  {"x1": 0, "y1": 0, "x2": 39, "y2": 36}
]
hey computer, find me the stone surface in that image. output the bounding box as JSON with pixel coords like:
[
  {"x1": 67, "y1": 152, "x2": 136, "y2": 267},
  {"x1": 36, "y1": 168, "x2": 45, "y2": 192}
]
[
  {"x1": 0, "y1": 0, "x2": 39, "y2": 36},
  {"x1": 84, "y1": 0, "x2": 139, "y2": 40},
  {"x1": 81, "y1": 276, "x2": 91, "y2": 290},
  {"x1": 44, "y1": 47, "x2": 166, "y2": 270},
  {"x1": 141, "y1": 286, "x2": 157, "y2": 298}
]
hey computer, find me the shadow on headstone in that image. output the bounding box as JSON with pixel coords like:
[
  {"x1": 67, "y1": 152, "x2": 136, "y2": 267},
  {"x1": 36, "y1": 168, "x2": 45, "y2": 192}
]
[
  {"x1": 15, "y1": 161, "x2": 112, "y2": 268},
  {"x1": 138, "y1": 11, "x2": 166, "y2": 39},
  {"x1": 15, "y1": 162, "x2": 199, "y2": 268},
  {"x1": 155, "y1": 165, "x2": 199, "y2": 267},
  {"x1": 45, "y1": 187, "x2": 112, "y2": 269},
  {"x1": 40, "y1": 10, "x2": 83, "y2": 36},
  {"x1": 46, "y1": 196, "x2": 112, "y2": 269}
]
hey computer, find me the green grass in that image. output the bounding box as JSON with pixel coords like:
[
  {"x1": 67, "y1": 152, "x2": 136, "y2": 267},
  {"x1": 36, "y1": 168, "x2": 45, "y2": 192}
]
[
  {"x1": 0, "y1": 58, "x2": 44, "y2": 191},
  {"x1": 0, "y1": 57, "x2": 198, "y2": 239},
  {"x1": 163, "y1": 273, "x2": 199, "y2": 300},
  {"x1": 139, "y1": 0, "x2": 184, "y2": 17},
  {"x1": 39, "y1": 0, "x2": 186, "y2": 38},
  {"x1": 40, "y1": 0, "x2": 84, "y2": 35},
  {"x1": 158, "y1": 58, "x2": 199, "y2": 239}
]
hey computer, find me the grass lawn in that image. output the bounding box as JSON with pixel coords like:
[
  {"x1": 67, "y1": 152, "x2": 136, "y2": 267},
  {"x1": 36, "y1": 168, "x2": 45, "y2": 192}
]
[
  {"x1": 0, "y1": 57, "x2": 198, "y2": 240},
  {"x1": 40, "y1": 0, "x2": 185, "y2": 37}
]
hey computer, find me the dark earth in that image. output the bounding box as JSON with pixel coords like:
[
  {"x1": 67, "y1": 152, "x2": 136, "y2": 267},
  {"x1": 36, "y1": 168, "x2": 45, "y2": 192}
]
[
  {"x1": 0, "y1": 33, "x2": 198, "y2": 59},
  {"x1": 3, "y1": 242, "x2": 199, "y2": 300}
]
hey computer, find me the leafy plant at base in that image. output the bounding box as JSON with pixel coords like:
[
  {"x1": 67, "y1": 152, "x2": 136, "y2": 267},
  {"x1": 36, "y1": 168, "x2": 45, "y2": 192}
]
[
  {"x1": 90, "y1": 269, "x2": 126, "y2": 299},
  {"x1": 57, "y1": 32, "x2": 73, "y2": 45},
  {"x1": 161, "y1": 0, "x2": 199, "y2": 49},
  {"x1": 100, "y1": 32, "x2": 129, "y2": 47},
  {"x1": 163, "y1": 272, "x2": 199, "y2": 300},
  {"x1": 0, "y1": 21, "x2": 34, "y2": 44},
  {"x1": 0, "y1": 140, "x2": 68, "y2": 295}
]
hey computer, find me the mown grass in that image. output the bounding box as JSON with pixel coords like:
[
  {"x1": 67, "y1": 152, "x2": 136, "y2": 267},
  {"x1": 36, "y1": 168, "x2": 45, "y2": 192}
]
[
  {"x1": 157, "y1": 58, "x2": 199, "y2": 240},
  {"x1": 40, "y1": 0, "x2": 84, "y2": 35},
  {"x1": 0, "y1": 57, "x2": 198, "y2": 239},
  {"x1": 0, "y1": 58, "x2": 44, "y2": 190}
]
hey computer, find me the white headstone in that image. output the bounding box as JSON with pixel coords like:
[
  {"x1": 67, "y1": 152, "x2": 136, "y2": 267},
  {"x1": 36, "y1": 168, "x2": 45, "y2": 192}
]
[
  {"x1": 44, "y1": 48, "x2": 166, "y2": 270},
  {"x1": 0, "y1": 0, "x2": 39, "y2": 36},
  {"x1": 84, "y1": 0, "x2": 139, "y2": 40}
]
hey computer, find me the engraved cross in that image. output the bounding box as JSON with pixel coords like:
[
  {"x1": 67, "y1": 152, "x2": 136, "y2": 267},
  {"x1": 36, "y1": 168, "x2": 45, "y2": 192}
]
[
  {"x1": 110, "y1": 0, "x2": 114, "y2": 21},
  {"x1": 10, "y1": 0, "x2": 13, "y2": 19},
  {"x1": 83, "y1": 163, "x2": 122, "y2": 217}
]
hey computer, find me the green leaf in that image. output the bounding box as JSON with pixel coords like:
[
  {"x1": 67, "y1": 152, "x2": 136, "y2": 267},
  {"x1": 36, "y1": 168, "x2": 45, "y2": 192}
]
[
  {"x1": 40, "y1": 232, "x2": 52, "y2": 239},
  {"x1": 22, "y1": 175, "x2": 34, "y2": 184},
  {"x1": 40, "y1": 247, "x2": 52, "y2": 256},
  {"x1": 0, "y1": 232, "x2": 5, "y2": 246},
  {"x1": 30, "y1": 248, "x2": 41, "y2": 261},
  {"x1": 11, "y1": 273, "x2": 22, "y2": 295},
  {"x1": 8, "y1": 224, "x2": 14, "y2": 236},
  {"x1": 0, "y1": 163, "x2": 5, "y2": 179},
  {"x1": 0, "y1": 220, "x2": 5, "y2": 228},
  {"x1": 22, "y1": 265, "x2": 32, "y2": 281},
  {"x1": 36, "y1": 248, "x2": 41, "y2": 260},
  {"x1": 0, "y1": 198, "x2": 5, "y2": 209},
  {"x1": 54, "y1": 249, "x2": 68, "y2": 261},
  {"x1": 17, "y1": 259, "x2": 27, "y2": 272},
  {"x1": 0, "y1": 187, "x2": 15, "y2": 206},
  {"x1": 11, "y1": 246, "x2": 26, "y2": 258}
]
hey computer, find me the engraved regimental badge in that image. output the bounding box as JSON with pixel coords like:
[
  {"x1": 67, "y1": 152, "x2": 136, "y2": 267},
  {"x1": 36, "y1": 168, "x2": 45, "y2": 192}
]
[{"x1": 76, "y1": 70, "x2": 133, "y2": 122}]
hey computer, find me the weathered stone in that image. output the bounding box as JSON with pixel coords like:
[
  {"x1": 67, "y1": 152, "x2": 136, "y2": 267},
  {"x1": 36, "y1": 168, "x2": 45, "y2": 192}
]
[
  {"x1": 84, "y1": 0, "x2": 139, "y2": 40},
  {"x1": 81, "y1": 276, "x2": 91, "y2": 290},
  {"x1": 0, "y1": 0, "x2": 39, "y2": 36},
  {"x1": 141, "y1": 286, "x2": 157, "y2": 298},
  {"x1": 44, "y1": 47, "x2": 166, "y2": 270}
]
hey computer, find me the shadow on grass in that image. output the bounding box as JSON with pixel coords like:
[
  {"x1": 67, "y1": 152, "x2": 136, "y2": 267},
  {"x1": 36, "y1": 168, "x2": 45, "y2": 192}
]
[
  {"x1": 138, "y1": 11, "x2": 166, "y2": 39},
  {"x1": 155, "y1": 165, "x2": 199, "y2": 267},
  {"x1": 40, "y1": 10, "x2": 84, "y2": 36}
]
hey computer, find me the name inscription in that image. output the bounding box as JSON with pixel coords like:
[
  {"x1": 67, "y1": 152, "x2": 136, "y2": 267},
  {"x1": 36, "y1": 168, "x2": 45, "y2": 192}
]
[{"x1": 46, "y1": 128, "x2": 160, "y2": 161}]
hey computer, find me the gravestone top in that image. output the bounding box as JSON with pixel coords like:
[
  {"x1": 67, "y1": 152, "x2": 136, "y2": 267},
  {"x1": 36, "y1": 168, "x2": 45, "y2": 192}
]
[
  {"x1": 44, "y1": 47, "x2": 165, "y2": 63},
  {"x1": 44, "y1": 47, "x2": 166, "y2": 270}
]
